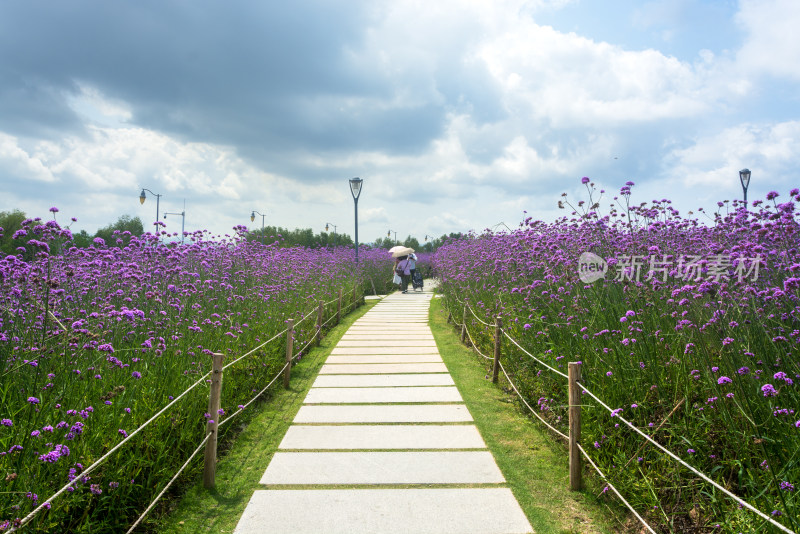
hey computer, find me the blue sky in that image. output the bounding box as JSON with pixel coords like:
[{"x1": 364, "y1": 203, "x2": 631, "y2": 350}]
[{"x1": 0, "y1": 0, "x2": 798, "y2": 243}]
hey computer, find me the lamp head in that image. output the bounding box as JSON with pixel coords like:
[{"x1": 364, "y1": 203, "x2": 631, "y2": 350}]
[
  {"x1": 349, "y1": 177, "x2": 363, "y2": 200},
  {"x1": 250, "y1": 211, "x2": 255, "y2": 222},
  {"x1": 139, "y1": 189, "x2": 146, "y2": 205},
  {"x1": 387, "y1": 230, "x2": 391, "y2": 237},
  {"x1": 325, "y1": 224, "x2": 329, "y2": 231},
  {"x1": 163, "y1": 214, "x2": 167, "y2": 219},
  {"x1": 739, "y1": 168, "x2": 751, "y2": 189}
]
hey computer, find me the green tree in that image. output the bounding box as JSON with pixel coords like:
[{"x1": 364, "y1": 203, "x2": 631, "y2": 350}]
[
  {"x1": 370, "y1": 237, "x2": 394, "y2": 249},
  {"x1": 94, "y1": 215, "x2": 144, "y2": 247},
  {"x1": 70, "y1": 230, "x2": 93, "y2": 248},
  {"x1": 248, "y1": 225, "x2": 353, "y2": 248},
  {"x1": 402, "y1": 236, "x2": 421, "y2": 251},
  {"x1": 0, "y1": 210, "x2": 37, "y2": 256}
]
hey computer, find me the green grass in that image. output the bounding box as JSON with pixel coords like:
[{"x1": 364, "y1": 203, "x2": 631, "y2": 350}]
[
  {"x1": 154, "y1": 299, "x2": 378, "y2": 534},
  {"x1": 428, "y1": 297, "x2": 627, "y2": 534}
]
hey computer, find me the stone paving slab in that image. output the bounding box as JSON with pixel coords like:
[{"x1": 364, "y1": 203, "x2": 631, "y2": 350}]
[
  {"x1": 347, "y1": 323, "x2": 431, "y2": 334},
  {"x1": 311, "y1": 374, "x2": 454, "y2": 387},
  {"x1": 304, "y1": 386, "x2": 463, "y2": 404},
  {"x1": 260, "y1": 451, "x2": 505, "y2": 485},
  {"x1": 339, "y1": 333, "x2": 434, "y2": 343},
  {"x1": 325, "y1": 355, "x2": 443, "y2": 364},
  {"x1": 359, "y1": 313, "x2": 429, "y2": 318},
  {"x1": 345, "y1": 328, "x2": 432, "y2": 334},
  {"x1": 293, "y1": 404, "x2": 473, "y2": 423},
  {"x1": 331, "y1": 346, "x2": 439, "y2": 355},
  {"x1": 278, "y1": 424, "x2": 487, "y2": 450},
  {"x1": 335, "y1": 339, "x2": 437, "y2": 347},
  {"x1": 319, "y1": 363, "x2": 448, "y2": 374},
  {"x1": 234, "y1": 488, "x2": 534, "y2": 534}
]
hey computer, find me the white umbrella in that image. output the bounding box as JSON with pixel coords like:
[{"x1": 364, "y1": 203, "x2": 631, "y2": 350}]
[
  {"x1": 388, "y1": 245, "x2": 406, "y2": 254},
  {"x1": 391, "y1": 246, "x2": 415, "y2": 258}
]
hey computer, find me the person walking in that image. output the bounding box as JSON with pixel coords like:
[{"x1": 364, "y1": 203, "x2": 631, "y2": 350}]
[
  {"x1": 392, "y1": 257, "x2": 403, "y2": 289},
  {"x1": 395, "y1": 255, "x2": 412, "y2": 293},
  {"x1": 407, "y1": 252, "x2": 418, "y2": 290}
]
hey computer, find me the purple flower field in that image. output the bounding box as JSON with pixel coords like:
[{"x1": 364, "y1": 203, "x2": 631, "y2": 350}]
[
  {"x1": 434, "y1": 181, "x2": 799, "y2": 532},
  {"x1": 0, "y1": 218, "x2": 394, "y2": 532}
]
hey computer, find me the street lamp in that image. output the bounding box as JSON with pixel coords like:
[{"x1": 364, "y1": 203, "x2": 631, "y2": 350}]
[
  {"x1": 739, "y1": 168, "x2": 751, "y2": 212},
  {"x1": 349, "y1": 177, "x2": 363, "y2": 264},
  {"x1": 424, "y1": 234, "x2": 432, "y2": 242},
  {"x1": 325, "y1": 222, "x2": 338, "y2": 247},
  {"x1": 163, "y1": 199, "x2": 186, "y2": 244},
  {"x1": 250, "y1": 210, "x2": 266, "y2": 238},
  {"x1": 139, "y1": 188, "x2": 162, "y2": 238},
  {"x1": 387, "y1": 229, "x2": 397, "y2": 245}
]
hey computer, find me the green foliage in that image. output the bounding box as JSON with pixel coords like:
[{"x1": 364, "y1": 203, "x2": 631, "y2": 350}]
[
  {"x1": 370, "y1": 236, "x2": 394, "y2": 249},
  {"x1": 248, "y1": 225, "x2": 354, "y2": 248},
  {"x1": 93, "y1": 215, "x2": 144, "y2": 247},
  {"x1": 71, "y1": 230, "x2": 93, "y2": 248},
  {"x1": 0, "y1": 209, "x2": 37, "y2": 256},
  {"x1": 403, "y1": 236, "x2": 420, "y2": 250}
]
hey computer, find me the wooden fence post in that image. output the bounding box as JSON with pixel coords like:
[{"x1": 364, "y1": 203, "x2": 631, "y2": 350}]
[
  {"x1": 283, "y1": 319, "x2": 294, "y2": 389},
  {"x1": 337, "y1": 289, "x2": 342, "y2": 325},
  {"x1": 460, "y1": 300, "x2": 468, "y2": 344},
  {"x1": 316, "y1": 301, "x2": 323, "y2": 346},
  {"x1": 203, "y1": 352, "x2": 225, "y2": 489},
  {"x1": 568, "y1": 361, "x2": 583, "y2": 491},
  {"x1": 492, "y1": 317, "x2": 502, "y2": 384}
]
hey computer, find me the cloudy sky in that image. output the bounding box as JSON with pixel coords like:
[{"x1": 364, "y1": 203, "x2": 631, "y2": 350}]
[{"x1": 1, "y1": 0, "x2": 799, "y2": 243}]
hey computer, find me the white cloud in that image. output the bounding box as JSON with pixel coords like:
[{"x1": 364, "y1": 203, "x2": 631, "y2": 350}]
[
  {"x1": 66, "y1": 82, "x2": 132, "y2": 125},
  {"x1": 476, "y1": 23, "x2": 713, "y2": 127},
  {"x1": 0, "y1": 133, "x2": 56, "y2": 183},
  {"x1": 736, "y1": 0, "x2": 800, "y2": 81},
  {"x1": 665, "y1": 120, "x2": 800, "y2": 190}
]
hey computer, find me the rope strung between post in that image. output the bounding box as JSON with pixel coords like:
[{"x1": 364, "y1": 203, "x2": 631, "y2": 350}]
[
  {"x1": 320, "y1": 313, "x2": 337, "y2": 329},
  {"x1": 498, "y1": 361, "x2": 568, "y2": 441},
  {"x1": 222, "y1": 328, "x2": 288, "y2": 371},
  {"x1": 576, "y1": 443, "x2": 658, "y2": 534},
  {"x1": 502, "y1": 330, "x2": 569, "y2": 379},
  {"x1": 218, "y1": 361, "x2": 290, "y2": 427},
  {"x1": 467, "y1": 303, "x2": 493, "y2": 327},
  {"x1": 463, "y1": 322, "x2": 493, "y2": 360},
  {"x1": 294, "y1": 336, "x2": 316, "y2": 362},
  {"x1": 296, "y1": 305, "x2": 318, "y2": 326},
  {"x1": 8, "y1": 368, "x2": 213, "y2": 533},
  {"x1": 125, "y1": 432, "x2": 212, "y2": 534},
  {"x1": 577, "y1": 381, "x2": 795, "y2": 533}
]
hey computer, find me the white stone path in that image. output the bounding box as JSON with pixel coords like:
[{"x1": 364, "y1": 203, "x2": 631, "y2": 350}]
[{"x1": 234, "y1": 288, "x2": 534, "y2": 534}]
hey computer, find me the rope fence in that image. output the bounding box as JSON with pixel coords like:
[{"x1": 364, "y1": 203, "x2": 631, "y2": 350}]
[
  {"x1": 442, "y1": 295, "x2": 796, "y2": 534},
  {"x1": 7, "y1": 281, "x2": 366, "y2": 534}
]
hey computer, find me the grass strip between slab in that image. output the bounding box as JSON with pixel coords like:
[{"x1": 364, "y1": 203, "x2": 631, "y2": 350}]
[
  {"x1": 428, "y1": 297, "x2": 628, "y2": 534},
  {"x1": 154, "y1": 299, "x2": 378, "y2": 534}
]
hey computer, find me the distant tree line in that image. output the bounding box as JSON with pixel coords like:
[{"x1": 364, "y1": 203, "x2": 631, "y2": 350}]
[
  {"x1": 370, "y1": 233, "x2": 465, "y2": 253},
  {"x1": 1, "y1": 208, "x2": 466, "y2": 259},
  {"x1": 0, "y1": 210, "x2": 145, "y2": 259}
]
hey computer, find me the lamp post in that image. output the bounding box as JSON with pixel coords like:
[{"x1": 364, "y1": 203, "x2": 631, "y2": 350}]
[
  {"x1": 325, "y1": 222, "x2": 337, "y2": 246},
  {"x1": 739, "y1": 168, "x2": 751, "y2": 212},
  {"x1": 163, "y1": 199, "x2": 186, "y2": 244},
  {"x1": 250, "y1": 210, "x2": 266, "y2": 239},
  {"x1": 139, "y1": 188, "x2": 162, "y2": 238},
  {"x1": 349, "y1": 177, "x2": 363, "y2": 264},
  {"x1": 387, "y1": 229, "x2": 397, "y2": 245}
]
